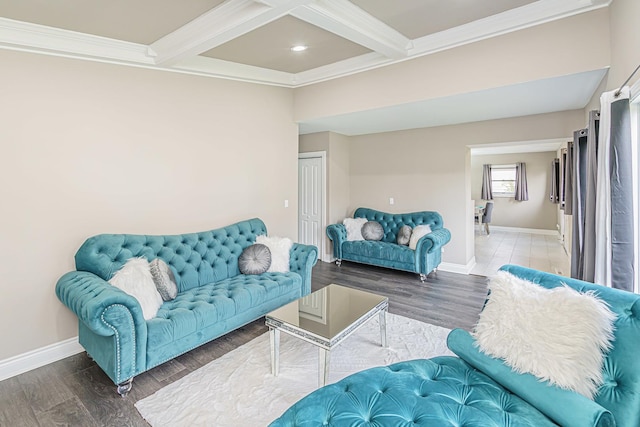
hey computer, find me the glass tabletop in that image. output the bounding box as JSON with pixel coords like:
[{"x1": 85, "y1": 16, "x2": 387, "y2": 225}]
[{"x1": 266, "y1": 284, "x2": 388, "y2": 342}]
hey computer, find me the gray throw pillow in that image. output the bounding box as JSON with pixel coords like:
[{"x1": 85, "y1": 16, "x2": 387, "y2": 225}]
[
  {"x1": 397, "y1": 225, "x2": 412, "y2": 246},
  {"x1": 149, "y1": 258, "x2": 178, "y2": 301},
  {"x1": 239, "y1": 243, "x2": 272, "y2": 275},
  {"x1": 362, "y1": 221, "x2": 384, "y2": 241}
]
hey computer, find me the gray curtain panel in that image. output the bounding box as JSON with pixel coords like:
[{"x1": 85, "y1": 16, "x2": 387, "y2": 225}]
[
  {"x1": 550, "y1": 159, "x2": 560, "y2": 204},
  {"x1": 559, "y1": 151, "x2": 566, "y2": 209},
  {"x1": 609, "y1": 97, "x2": 634, "y2": 291},
  {"x1": 514, "y1": 162, "x2": 528, "y2": 201},
  {"x1": 581, "y1": 110, "x2": 601, "y2": 283},
  {"x1": 571, "y1": 128, "x2": 589, "y2": 280},
  {"x1": 564, "y1": 142, "x2": 574, "y2": 215},
  {"x1": 481, "y1": 164, "x2": 493, "y2": 200}
]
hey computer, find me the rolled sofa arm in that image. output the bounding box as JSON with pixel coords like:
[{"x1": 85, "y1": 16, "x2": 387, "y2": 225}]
[
  {"x1": 326, "y1": 223, "x2": 347, "y2": 259},
  {"x1": 415, "y1": 228, "x2": 451, "y2": 254},
  {"x1": 289, "y1": 243, "x2": 318, "y2": 296},
  {"x1": 56, "y1": 271, "x2": 147, "y2": 337},
  {"x1": 447, "y1": 329, "x2": 614, "y2": 427}
]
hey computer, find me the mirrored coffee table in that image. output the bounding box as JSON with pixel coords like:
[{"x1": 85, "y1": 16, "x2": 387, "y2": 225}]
[{"x1": 265, "y1": 284, "x2": 388, "y2": 387}]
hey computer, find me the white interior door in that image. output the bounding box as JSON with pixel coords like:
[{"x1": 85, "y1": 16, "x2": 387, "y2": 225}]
[{"x1": 298, "y1": 154, "x2": 325, "y2": 260}]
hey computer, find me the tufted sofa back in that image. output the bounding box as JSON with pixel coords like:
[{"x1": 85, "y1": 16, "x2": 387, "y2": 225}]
[
  {"x1": 502, "y1": 265, "x2": 640, "y2": 427},
  {"x1": 354, "y1": 207, "x2": 443, "y2": 243},
  {"x1": 75, "y1": 218, "x2": 267, "y2": 293}
]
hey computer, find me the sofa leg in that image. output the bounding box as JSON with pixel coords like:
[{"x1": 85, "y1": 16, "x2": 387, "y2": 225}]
[
  {"x1": 420, "y1": 274, "x2": 427, "y2": 282},
  {"x1": 117, "y1": 378, "x2": 133, "y2": 397},
  {"x1": 336, "y1": 259, "x2": 342, "y2": 267}
]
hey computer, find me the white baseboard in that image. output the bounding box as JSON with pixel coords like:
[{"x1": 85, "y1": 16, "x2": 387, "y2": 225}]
[
  {"x1": 489, "y1": 226, "x2": 559, "y2": 236},
  {"x1": 0, "y1": 337, "x2": 84, "y2": 381},
  {"x1": 439, "y1": 258, "x2": 476, "y2": 275}
]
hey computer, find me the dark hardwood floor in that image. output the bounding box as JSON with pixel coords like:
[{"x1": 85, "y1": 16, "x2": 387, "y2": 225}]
[{"x1": 0, "y1": 261, "x2": 488, "y2": 427}]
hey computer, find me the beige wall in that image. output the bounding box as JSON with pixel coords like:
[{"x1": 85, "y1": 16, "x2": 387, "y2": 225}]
[
  {"x1": 471, "y1": 152, "x2": 559, "y2": 230},
  {"x1": 299, "y1": 132, "x2": 350, "y2": 260},
  {"x1": 0, "y1": 49, "x2": 297, "y2": 360},
  {"x1": 608, "y1": 0, "x2": 640, "y2": 92},
  {"x1": 585, "y1": 0, "x2": 640, "y2": 113},
  {"x1": 294, "y1": 9, "x2": 610, "y2": 123},
  {"x1": 348, "y1": 111, "x2": 584, "y2": 266}
]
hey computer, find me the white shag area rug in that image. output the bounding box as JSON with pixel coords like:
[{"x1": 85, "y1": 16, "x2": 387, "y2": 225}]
[{"x1": 135, "y1": 313, "x2": 452, "y2": 427}]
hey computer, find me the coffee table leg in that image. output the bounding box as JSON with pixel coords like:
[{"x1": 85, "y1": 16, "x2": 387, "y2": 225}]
[
  {"x1": 319, "y1": 348, "x2": 330, "y2": 387},
  {"x1": 270, "y1": 328, "x2": 280, "y2": 376},
  {"x1": 379, "y1": 310, "x2": 387, "y2": 348}
]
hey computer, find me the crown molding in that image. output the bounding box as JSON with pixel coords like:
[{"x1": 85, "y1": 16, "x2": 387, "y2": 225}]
[
  {"x1": 0, "y1": 17, "x2": 154, "y2": 64},
  {"x1": 293, "y1": 52, "x2": 391, "y2": 85},
  {"x1": 173, "y1": 55, "x2": 295, "y2": 86},
  {"x1": 290, "y1": 0, "x2": 410, "y2": 60}
]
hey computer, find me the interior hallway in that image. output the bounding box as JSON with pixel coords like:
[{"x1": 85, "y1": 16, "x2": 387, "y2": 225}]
[{"x1": 471, "y1": 228, "x2": 571, "y2": 278}]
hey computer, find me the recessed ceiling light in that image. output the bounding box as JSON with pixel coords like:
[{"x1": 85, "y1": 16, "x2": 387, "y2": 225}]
[{"x1": 290, "y1": 45, "x2": 308, "y2": 52}]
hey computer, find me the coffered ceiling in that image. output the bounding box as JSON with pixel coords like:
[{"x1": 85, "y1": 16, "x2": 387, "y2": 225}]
[{"x1": 0, "y1": 0, "x2": 610, "y2": 87}]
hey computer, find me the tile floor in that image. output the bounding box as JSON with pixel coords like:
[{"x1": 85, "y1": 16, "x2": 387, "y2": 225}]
[{"x1": 471, "y1": 228, "x2": 571, "y2": 278}]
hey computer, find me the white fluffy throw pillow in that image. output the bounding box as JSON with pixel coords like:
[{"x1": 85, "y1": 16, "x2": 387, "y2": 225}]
[
  {"x1": 343, "y1": 217, "x2": 368, "y2": 241},
  {"x1": 473, "y1": 271, "x2": 616, "y2": 399},
  {"x1": 256, "y1": 235, "x2": 293, "y2": 273},
  {"x1": 109, "y1": 257, "x2": 163, "y2": 320},
  {"x1": 408, "y1": 224, "x2": 432, "y2": 250}
]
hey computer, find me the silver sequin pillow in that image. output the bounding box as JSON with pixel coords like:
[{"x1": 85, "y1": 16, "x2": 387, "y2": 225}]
[
  {"x1": 397, "y1": 225, "x2": 412, "y2": 246},
  {"x1": 239, "y1": 243, "x2": 272, "y2": 275},
  {"x1": 362, "y1": 221, "x2": 384, "y2": 241},
  {"x1": 149, "y1": 258, "x2": 178, "y2": 301}
]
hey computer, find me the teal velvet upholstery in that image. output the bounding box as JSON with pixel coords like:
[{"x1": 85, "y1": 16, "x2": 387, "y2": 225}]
[
  {"x1": 326, "y1": 207, "x2": 451, "y2": 277},
  {"x1": 56, "y1": 218, "x2": 318, "y2": 387},
  {"x1": 271, "y1": 266, "x2": 639, "y2": 427}
]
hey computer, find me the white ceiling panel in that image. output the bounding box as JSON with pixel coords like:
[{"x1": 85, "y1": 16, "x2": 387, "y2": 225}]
[
  {"x1": 349, "y1": 0, "x2": 536, "y2": 39},
  {"x1": 0, "y1": 0, "x2": 226, "y2": 44}
]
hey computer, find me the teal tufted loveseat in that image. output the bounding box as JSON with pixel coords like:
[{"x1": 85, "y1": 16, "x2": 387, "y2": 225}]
[
  {"x1": 56, "y1": 218, "x2": 318, "y2": 395},
  {"x1": 271, "y1": 265, "x2": 640, "y2": 427},
  {"x1": 326, "y1": 208, "x2": 451, "y2": 281}
]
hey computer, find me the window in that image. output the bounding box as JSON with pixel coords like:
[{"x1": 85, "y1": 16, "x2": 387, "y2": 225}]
[{"x1": 491, "y1": 165, "x2": 516, "y2": 197}]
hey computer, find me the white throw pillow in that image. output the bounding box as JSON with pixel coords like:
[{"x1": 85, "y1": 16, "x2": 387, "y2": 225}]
[
  {"x1": 255, "y1": 235, "x2": 293, "y2": 273},
  {"x1": 473, "y1": 271, "x2": 616, "y2": 399},
  {"x1": 343, "y1": 217, "x2": 368, "y2": 241},
  {"x1": 408, "y1": 224, "x2": 432, "y2": 250},
  {"x1": 109, "y1": 257, "x2": 163, "y2": 320}
]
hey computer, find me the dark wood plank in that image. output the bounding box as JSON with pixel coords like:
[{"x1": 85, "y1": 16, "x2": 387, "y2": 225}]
[
  {"x1": 0, "y1": 377, "x2": 40, "y2": 427},
  {"x1": 0, "y1": 261, "x2": 488, "y2": 426},
  {"x1": 311, "y1": 261, "x2": 488, "y2": 331},
  {"x1": 17, "y1": 362, "x2": 75, "y2": 415},
  {"x1": 35, "y1": 395, "x2": 100, "y2": 427}
]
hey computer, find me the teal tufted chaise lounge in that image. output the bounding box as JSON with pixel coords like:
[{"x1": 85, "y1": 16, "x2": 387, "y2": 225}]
[
  {"x1": 56, "y1": 218, "x2": 318, "y2": 396},
  {"x1": 271, "y1": 265, "x2": 640, "y2": 427},
  {"x1": 326, "y1": 208, "x2": 451, "y2": 281}
]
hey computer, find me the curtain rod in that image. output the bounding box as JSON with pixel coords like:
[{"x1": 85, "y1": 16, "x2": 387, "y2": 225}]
[{"x1": 614, "y1": 63, "x2": 640, "y2": 97}]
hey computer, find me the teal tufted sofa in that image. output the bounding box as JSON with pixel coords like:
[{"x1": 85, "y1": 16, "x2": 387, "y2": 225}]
[
  {"x1": 326, "y1": 208, "x2": 451, "y2": 281},
  {"x1": 56, "y1": 218, "x2": 318, "y2": 395},
  {"x1": 271, "y1": 265, "x2": 640, "y2": 427}
]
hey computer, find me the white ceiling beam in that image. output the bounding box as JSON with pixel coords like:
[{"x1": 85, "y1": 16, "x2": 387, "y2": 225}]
[
  {"x1": 0, "y1": 17, "x2": 154, "y2": 64},
  {"x1": 151, "y1": 0, "x2": 313, "y2": 66},
  {"x1": 287, "y1": 0, "x2": 411, "y2": 60}
]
